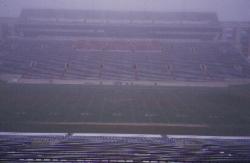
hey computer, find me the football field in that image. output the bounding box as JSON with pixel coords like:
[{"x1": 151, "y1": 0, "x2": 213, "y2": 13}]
[{"x1": 1, "y1": 82, "x2": 250, "y2": 136}]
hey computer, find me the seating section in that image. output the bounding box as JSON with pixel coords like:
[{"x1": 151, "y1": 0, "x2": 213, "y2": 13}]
[
  {"x1": 16, "y1": 24, "x2": 220, "y2": 40},
  {"x1": 1, "y1": 39, "x2": 250, "y2": 81},
  {"x1": 20, "y1": 9, "x2": 219, "y2": 24},
  {"x1": 1, "y1": 134, "x2": 250, "y2": 162}
]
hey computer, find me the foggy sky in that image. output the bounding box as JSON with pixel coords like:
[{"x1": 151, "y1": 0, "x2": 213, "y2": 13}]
[{"x1": 0, "y1": 0, "x2": 250, "y2": 21}]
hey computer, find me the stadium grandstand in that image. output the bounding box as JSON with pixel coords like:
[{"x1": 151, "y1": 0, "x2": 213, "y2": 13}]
[
  {"x1": 0, "y1": 9, "x2": 250, "y2": 84},
  {"x1": 1, "y1": 8, "x2": 250, "y2": 162}
]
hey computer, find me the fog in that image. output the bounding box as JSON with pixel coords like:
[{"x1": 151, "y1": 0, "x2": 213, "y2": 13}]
[{"x1": 0, "y1": 0, "x2": 250, "y2": 21}]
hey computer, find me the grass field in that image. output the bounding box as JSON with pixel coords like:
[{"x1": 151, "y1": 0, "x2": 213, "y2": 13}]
[{"x1": 1, "y1": 82, "x2": 250, "y2": 136}]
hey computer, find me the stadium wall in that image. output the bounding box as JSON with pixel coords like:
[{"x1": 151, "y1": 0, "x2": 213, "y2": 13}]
[
  {"x1": 0, "y1": 24, "x2": 2, "y2": 40},
  {"x1": 0, "y1": 18, "x2": 18, "y2": 39},
  {"x1": 248, "y1": 40, "x2": 250, "y2": 57}
]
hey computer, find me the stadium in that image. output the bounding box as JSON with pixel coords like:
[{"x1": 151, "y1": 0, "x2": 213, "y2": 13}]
[{"x1": 1, "y1": 4, "x2": 250, "y2": 162}]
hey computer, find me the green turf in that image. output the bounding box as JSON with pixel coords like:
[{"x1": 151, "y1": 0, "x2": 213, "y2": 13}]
[{"x1": 1, "y1": 83, "x2": 250, "y2": 135}]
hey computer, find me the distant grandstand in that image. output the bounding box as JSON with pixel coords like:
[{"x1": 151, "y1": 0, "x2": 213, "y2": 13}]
[{"x1": 1, "y1": 9, "x2": 250, "y2": 85}]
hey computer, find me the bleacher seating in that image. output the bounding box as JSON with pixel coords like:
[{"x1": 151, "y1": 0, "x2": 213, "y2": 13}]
[
  {"x1": 1, "y1": 9, "x2": 250, "y2": 82},
  {"x1": 15, "y1": 23, "x2": 221, "y2": 40},
  {"x1": 1, "y1": 39, "x2": 250, "y2": 82},
  {"x1": 1, "y1": 133, "x2": 250, "y2": 162}
]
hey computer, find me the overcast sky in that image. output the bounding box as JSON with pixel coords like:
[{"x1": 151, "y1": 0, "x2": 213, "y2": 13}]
[{"x1": 0, "y1": 0, "x2": 250, "y2": 21}]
